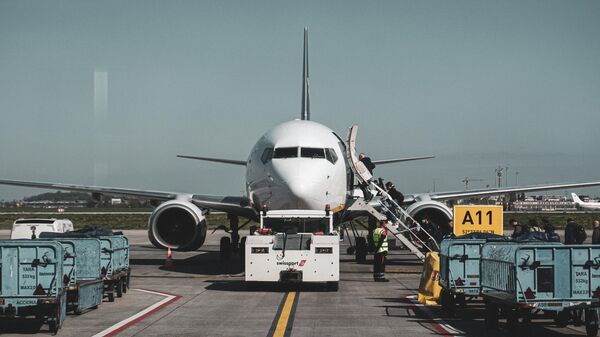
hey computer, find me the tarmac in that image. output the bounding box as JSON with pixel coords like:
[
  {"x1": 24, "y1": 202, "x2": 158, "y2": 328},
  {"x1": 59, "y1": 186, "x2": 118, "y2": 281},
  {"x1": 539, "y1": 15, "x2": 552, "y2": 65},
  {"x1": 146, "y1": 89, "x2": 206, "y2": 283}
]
[{"x1": 0, "y1": 229, "x2": 596, "y2": 336}]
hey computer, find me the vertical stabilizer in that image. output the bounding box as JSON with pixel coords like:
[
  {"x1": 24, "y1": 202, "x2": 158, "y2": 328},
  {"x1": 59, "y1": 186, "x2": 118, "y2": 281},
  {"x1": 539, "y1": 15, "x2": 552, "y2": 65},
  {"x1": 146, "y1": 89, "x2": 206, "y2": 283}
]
[
  {"x1": 301, "y1": 27, "x2": 310, "y2": 120},
  {"x1": 571, "y1": 193, "x2": 583, "y2": 204}
]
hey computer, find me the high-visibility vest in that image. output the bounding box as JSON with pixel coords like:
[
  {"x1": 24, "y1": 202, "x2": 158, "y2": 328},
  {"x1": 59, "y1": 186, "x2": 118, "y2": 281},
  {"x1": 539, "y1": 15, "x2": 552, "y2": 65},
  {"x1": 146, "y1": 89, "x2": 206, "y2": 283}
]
[{"x1": 372, "y1": 227, "x2": 388, "y2": 253}]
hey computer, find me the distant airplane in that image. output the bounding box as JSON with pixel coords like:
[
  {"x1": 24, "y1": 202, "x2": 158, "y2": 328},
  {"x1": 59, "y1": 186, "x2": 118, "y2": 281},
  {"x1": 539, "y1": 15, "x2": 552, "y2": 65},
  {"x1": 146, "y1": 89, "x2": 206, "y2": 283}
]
[
  {"x1": 571, "y1": 193, "x2": 600, "y2": 211},
  {"x1": 1, "y1": 28, "x2": 600, "y2": 252}
]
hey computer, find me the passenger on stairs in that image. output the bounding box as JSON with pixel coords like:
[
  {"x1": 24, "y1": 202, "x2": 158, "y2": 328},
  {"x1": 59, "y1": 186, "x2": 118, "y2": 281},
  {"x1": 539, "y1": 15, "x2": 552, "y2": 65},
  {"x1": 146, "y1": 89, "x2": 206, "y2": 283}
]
[
  {"x1": 358, "y1": 153, "x2": 376, "y2": 175},
  {"x1": 385, "y1": 181, "x2": 404, "y2": 205}
]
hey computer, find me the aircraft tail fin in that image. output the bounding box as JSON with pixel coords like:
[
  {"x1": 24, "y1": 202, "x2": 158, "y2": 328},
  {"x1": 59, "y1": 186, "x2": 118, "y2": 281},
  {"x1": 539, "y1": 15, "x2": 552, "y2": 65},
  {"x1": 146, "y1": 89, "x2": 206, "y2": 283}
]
[
  {"x1": 301, "y1": 27, "x2": 310, "y2": 120},
  {"x1": 571, "y1": 192, "x2": 583, "y2": 204}
]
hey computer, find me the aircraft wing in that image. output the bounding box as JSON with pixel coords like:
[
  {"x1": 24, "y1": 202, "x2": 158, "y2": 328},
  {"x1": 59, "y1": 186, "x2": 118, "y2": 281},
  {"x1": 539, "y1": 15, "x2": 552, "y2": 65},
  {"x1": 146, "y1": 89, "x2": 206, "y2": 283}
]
[
  {"x1": 177, "y1": 155, "x2": 247, "y2": 166},
  {"x1": 0, "y1": 178, "x2": 254, "y2": 217},
  {"x1": 407, "y1": 181, "x2": 600, "y2": 202}
]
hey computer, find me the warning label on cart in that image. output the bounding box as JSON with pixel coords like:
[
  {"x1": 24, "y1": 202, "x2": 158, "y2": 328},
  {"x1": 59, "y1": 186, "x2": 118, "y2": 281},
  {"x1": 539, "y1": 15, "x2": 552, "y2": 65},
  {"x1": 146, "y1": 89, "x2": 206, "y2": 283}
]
[{"x1": 453, "y1": 205, "x2": 503, "y2": 236}]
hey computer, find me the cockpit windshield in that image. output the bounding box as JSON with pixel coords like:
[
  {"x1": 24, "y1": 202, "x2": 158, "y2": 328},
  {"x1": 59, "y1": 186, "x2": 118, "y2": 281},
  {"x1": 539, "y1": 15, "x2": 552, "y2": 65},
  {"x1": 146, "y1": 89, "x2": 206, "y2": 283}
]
[
  {"x1": 273, "y1": 147, "x2": 298, "y2": 158},
  {"x1": 301, "y1": 147, "x2": 325, "y2": 158}
]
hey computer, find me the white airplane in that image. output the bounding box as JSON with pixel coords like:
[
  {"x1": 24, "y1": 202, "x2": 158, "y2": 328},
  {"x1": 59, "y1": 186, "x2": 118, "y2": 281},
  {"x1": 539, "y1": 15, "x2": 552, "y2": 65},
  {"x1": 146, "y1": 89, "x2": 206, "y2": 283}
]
[
  {"x1": 2, "y1": 28, "x2": 600, "y2": 252},
  {"x1": 572, "y1": 193, "x2": 600, "y2": 211}
]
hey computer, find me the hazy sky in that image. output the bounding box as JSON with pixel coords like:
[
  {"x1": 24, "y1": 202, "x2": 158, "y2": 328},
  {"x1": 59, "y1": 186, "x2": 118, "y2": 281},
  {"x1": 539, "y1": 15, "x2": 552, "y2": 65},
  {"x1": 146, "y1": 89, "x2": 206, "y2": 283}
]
[{"x1": 1, "y1": 0, "x2": 599, "y2": 200}]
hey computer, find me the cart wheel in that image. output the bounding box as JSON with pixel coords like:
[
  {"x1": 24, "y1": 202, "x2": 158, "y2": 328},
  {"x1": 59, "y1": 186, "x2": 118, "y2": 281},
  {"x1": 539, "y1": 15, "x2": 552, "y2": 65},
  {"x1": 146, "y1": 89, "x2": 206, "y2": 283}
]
[
  {"x1": 354, "y1": 237, "x2": 367, "y2": 263},
  {"x1": 326, "y1": 281, "x2": 339, "y2": 292},
  {"x1": 346, "y1": 246, "x2": 355, "y2": 255},
  {"x1": 456, "y1": 293, "x2": 467, "y2": 308},
  {"x1": 49, "y1": 320, "x2": 58, "y2": 334},
  {"x1": 506, "y1": 308, "x2": 519, "y2": 333},
  {"x1": 220, "y1": 237, "x2": 232, "y2": 261},
  {"x1": 107, "y1": 290, "x2": 115, "y2": 302},
  {"x1": 555, "y1": 310, "x2": 570, "y2": 328},
  {"x1": 116, "y1": 279, "x2": 123, "y2": 298},
  {"x1": 49, "y1": 304, "x2": 60, "y2": 334},
  {"x1": 441, "y1": 290, "x2": 455, "y2": 316},
  {"x1": 586, "y1": 309, "x2": 599, "y2": 337},
  {"x1": 484, "y1": 302, "x2": 499, "y2": 330}
]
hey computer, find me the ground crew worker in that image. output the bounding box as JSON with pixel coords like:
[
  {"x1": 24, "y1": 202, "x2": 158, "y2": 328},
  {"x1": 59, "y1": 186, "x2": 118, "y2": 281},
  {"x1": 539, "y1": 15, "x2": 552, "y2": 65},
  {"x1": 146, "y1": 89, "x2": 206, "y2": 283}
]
[{"x1": 372, "y1": 220, "x2": 389, "y2": 282}]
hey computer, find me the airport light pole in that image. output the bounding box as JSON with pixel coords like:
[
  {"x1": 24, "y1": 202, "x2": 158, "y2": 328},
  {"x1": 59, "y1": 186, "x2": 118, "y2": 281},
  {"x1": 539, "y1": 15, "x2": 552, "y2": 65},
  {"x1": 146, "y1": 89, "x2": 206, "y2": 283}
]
[{"x1": 495, "y1": 167, "x2": 503, "y2": 188}]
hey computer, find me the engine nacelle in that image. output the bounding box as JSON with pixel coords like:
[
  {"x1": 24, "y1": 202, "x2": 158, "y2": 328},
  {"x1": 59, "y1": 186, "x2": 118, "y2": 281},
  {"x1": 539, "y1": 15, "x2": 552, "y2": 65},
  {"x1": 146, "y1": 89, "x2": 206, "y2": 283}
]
[
  {"x1": 405, "y1": 199, "x2": 453, "y2": 230},
  {"x1": 147, "y1": 200, "x2": 207, "y2": 251}
]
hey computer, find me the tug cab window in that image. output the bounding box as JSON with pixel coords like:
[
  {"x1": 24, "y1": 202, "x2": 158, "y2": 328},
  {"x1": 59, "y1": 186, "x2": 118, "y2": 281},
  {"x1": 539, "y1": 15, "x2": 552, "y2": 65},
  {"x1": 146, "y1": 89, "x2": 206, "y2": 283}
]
[
  {"x1": 325, "y1": 148, "x2": 338, "y2": 164},
  {"x1": 301, "y1": 147, "x2": 325, "y2": 159},
  {"x1": 260, "y1": 147, "x2": 273, "y2": 164},
  {"x1": 273, "y1": 147, "x2": 298, "y2": 158}
]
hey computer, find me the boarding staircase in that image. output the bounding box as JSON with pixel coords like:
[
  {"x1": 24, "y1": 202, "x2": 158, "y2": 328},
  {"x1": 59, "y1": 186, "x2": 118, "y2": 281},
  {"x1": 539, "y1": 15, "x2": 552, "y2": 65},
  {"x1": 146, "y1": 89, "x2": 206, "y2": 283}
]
[{"x1": 345, "y1": 125, "x2": 438, "y2": 261}]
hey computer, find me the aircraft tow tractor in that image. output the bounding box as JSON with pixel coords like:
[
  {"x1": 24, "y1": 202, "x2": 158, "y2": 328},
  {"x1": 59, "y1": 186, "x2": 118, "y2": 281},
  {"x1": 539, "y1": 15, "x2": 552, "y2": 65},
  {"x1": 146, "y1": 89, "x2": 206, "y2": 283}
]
[{"x1": 245, "y1": 207, "x2": 339, "y2": 291}]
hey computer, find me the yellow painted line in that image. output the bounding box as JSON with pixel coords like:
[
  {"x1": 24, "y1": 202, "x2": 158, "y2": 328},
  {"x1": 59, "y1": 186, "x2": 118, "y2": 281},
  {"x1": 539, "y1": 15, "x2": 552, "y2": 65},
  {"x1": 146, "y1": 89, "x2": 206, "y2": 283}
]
[{"x1": 272, "y1": 292, "x2": 296, "y2": 337}]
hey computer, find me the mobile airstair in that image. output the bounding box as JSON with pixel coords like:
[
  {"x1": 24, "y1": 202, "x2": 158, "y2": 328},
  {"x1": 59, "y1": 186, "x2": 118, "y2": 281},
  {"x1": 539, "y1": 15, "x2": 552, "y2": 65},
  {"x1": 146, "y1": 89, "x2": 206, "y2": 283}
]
[{"x1": 345, "y1": 125, "x2": 438, "y2": 261}]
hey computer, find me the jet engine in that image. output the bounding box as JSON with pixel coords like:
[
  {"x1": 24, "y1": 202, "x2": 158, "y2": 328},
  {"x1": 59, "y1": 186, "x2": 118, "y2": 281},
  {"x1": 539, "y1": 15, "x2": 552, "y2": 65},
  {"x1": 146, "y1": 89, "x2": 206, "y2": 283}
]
[
  {"x1": 405, "y1": 198, "x2": 453, "y2": 231},
  {"x1": 147, "y1": 200, "x2": 207, "y2": 251}
]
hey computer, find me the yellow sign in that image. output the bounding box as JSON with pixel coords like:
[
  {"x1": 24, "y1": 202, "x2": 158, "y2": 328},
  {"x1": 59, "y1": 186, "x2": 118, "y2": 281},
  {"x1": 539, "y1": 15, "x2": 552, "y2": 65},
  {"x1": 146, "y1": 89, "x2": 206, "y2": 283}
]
[{"x1": 453, "y1": 205, "x2": 503, "y2": 236}]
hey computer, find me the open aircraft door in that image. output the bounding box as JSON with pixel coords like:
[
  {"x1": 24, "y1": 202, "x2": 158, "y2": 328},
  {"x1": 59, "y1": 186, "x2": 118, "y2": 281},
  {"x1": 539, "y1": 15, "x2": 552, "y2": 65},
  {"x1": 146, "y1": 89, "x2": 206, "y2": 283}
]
[{"x1": 346, "y1": 124, "x2": 372, "y2": 185}]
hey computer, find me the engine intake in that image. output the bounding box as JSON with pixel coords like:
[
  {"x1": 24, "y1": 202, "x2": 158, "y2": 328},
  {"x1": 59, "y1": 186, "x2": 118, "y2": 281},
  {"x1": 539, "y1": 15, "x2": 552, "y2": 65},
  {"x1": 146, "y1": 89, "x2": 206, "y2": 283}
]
[
  {"x1": 148, "y1": 200, "x2": 207, "y2": 251},
  {"x1": 405, "y1": 199, "x2": 453, "y2": 232}
]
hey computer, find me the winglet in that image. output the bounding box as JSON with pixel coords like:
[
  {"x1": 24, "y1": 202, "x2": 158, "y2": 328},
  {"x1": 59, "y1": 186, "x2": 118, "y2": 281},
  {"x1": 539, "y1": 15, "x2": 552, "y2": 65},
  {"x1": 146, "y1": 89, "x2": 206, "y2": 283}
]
[
  {"x1": 571, "y1": 193, "x2": 583, "y2": 204},
  {"x1": 301, "y1": 27, "x2": 310, "y2": 120}
]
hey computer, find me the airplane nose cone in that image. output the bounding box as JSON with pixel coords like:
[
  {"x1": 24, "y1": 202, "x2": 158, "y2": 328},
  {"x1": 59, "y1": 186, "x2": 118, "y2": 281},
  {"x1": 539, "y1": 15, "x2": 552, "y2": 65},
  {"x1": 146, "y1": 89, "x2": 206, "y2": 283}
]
[{"x1": 287, "y1": 180, "x2": 316, "y2": 208}]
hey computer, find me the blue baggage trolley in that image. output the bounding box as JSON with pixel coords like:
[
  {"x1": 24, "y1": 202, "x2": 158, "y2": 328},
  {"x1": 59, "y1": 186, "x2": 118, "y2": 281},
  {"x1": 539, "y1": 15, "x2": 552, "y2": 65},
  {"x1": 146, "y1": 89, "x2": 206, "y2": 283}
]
[
  {"x1": 439, "y1": 233, "x2": 504, "y2": 313},
  {"x1": 481, "y1": 242, "x2": 600, "y2": 335},
  {"x1": 0, "y1": 240, "x2": 67, "y2": 333}
]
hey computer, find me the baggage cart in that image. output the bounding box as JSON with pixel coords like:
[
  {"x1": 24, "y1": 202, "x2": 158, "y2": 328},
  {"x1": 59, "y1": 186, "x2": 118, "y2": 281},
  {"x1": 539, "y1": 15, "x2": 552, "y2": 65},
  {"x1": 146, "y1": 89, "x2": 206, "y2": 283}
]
[
  {"x1": 99, "y1": 236, "x2": 130, "y2": 301},
  {"x1": 438, "y1": 234, "x2": 504, "y2": 313},
  {"x1": 481, "y1": 242, "x2": 600, "y2": 336},
  {"x1": 43, "y1": 238, "x2": 103, "y2": 314},
  {"x1": 0, "y1": 240, "x2": 67, "y2": 333}
]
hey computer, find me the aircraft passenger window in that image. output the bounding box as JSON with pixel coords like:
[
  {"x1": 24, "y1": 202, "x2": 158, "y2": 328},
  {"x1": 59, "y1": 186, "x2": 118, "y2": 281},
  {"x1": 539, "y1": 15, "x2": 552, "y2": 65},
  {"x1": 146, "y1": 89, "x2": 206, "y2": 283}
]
[
  {"x1": 301, "y1": 148, "x2": 325, "y2": 159},
  {"x1": 261, "y1": 147, "x2": 273, "y2": 163},
  {"x1": 273, "y1": 147, "x2": 298, "y2": 158},
  {"x1": 325, "y1": 148, "x2": 338, "y2": 164}
]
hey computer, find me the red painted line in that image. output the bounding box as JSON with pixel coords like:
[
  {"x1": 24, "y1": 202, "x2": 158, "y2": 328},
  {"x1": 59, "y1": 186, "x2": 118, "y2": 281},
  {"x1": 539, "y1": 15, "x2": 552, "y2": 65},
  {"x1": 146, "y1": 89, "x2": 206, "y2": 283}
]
[{"x1": 94, "y1": 289, "x2": 181, "y2": 337}]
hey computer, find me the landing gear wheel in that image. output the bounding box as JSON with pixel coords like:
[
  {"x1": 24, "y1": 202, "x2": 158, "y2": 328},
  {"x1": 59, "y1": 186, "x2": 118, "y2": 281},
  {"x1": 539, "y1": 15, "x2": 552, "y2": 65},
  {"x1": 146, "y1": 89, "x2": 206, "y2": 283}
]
[
  {"x1": 122, "y1": 277, "x2": 128, "y2": 293},
  {"x1": 355, "y1": 237, "x2": 367, "y2": 263},
  {"x1": 555, "y1": 310, "x2": 570, "y2": 328},
  {"x1": 220, "y1": 237, "x2": 232, "y2": 261},
  {"x1": 326, "y1": 282, "x2": 339, "y2": 292},
  {"x1": 484, "y1": 302, "x2": 499, "y2": 330},
  {"x1": 116, "y1": 279, "x2": 123, "y2": 298},
  {"x1": 586, "y1": 309, "x2": 599, "y2": 337}
]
